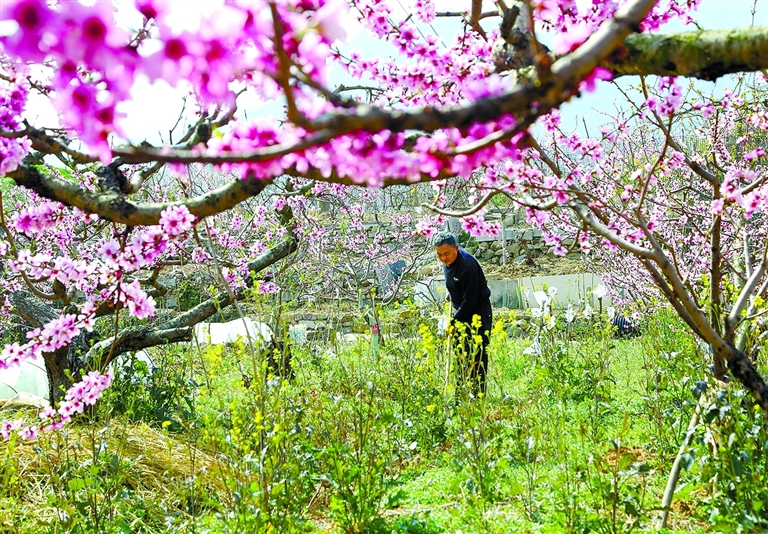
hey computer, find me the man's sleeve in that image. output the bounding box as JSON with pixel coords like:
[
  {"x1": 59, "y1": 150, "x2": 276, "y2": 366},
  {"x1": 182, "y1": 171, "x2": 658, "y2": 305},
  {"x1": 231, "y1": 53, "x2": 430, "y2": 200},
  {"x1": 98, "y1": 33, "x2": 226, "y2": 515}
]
[{"x1": 452, "y1": 263, "x2": 480, "y2": 323}]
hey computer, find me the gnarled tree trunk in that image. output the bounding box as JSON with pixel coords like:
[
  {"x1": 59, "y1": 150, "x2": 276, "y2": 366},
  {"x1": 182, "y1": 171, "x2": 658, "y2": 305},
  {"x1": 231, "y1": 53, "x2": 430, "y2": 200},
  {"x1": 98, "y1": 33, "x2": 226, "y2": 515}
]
[
  {"x1": 7, "y1": 235, "x2": 298, "y2": 405},
  {"x1": 8, "y1": 290, "x2": 97, "y2": 403}
]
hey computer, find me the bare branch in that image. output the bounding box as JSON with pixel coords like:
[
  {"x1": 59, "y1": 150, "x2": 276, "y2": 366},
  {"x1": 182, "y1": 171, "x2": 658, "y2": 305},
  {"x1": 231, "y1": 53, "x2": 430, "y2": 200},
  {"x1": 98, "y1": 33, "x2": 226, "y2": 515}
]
[
  {"x1": 270, "y1": 2, "x2": 305, "y2": 126},
  {"x1": 127, "y1": 161, "x2": 165, "y2": 194},
  {"x1": 90, "y1": 325, "x2": 193, "y2": 369},
  {"x1": 422, "y1": 190, "x2": 500, "y2": 217},
  {"x1": 436, "y1": 10, "x2": 497, "y2": 19},
  {"x1": 335, "y1": 84, "x2": 385, "y2": 94},
  {"x1": 527, "y1": 136, "x2": 563, "y2": 178},
  {"x1": 6, "y1": 164, "x2": 268, "y2": 226},
  {"x1": 8, "y1": 289, "x2": 59, "y2": 328},
  {"x1": 726, "y1": 246, "x2": 768, "y2": 340},
  {"x1": 640, "y1": 257, "x2": 707, "y2": 339},
  {"x1": 468, "y1": 0, "x2": 488, "y2": 39}
]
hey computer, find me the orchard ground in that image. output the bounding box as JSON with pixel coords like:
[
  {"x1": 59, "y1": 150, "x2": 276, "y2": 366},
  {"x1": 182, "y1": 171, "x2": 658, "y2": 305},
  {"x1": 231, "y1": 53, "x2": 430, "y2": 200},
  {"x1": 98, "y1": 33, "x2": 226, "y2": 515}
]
[
  {"x1": 2, "y1": 3, "x2": 768, "y2": 532},
  {"x1": 0, "y1": 301, "x2": 765, "y2": 534}
]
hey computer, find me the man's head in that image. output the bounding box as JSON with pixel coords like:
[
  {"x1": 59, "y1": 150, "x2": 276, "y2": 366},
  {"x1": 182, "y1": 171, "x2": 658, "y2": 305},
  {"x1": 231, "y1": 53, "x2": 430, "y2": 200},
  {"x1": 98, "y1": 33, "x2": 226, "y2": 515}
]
[{"x1": 432, "y1": 232, "x2": 459, "y2": 265}]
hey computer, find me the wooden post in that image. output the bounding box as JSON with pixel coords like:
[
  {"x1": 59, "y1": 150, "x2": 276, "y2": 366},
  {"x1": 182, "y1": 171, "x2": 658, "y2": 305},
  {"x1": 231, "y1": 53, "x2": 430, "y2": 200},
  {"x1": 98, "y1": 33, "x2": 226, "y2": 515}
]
[{"x1": 500, "y1": 216, "x2": 508, "y2": 265}]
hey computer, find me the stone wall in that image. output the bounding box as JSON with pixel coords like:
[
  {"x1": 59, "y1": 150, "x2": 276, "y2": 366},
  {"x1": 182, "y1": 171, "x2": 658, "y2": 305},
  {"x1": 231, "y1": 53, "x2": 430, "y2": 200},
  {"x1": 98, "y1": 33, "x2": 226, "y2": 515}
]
[
  {"x1": 465, "y1": 229, "x2": 580, "y2": 266},
  {"x1": 415, "y1": 273, "x2": 609, "y2": 310}
]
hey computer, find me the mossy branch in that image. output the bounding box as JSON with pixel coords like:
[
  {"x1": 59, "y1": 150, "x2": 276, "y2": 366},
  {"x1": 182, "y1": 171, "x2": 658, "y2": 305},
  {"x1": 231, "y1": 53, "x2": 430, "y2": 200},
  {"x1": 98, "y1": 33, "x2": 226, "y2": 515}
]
[
  {"x1": 608, "y1": 26, "x2": 768, "y2": 80},
  {"x1": 6, "y1": 164, "x2": 268, "y2": 226}
]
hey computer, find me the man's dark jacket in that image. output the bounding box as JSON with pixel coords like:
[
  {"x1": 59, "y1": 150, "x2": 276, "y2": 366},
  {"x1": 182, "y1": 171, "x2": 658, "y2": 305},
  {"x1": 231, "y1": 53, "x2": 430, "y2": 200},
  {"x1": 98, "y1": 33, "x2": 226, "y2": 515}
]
[{"x1": 444, "y1": 247, "x2": 491, "y2": 323}]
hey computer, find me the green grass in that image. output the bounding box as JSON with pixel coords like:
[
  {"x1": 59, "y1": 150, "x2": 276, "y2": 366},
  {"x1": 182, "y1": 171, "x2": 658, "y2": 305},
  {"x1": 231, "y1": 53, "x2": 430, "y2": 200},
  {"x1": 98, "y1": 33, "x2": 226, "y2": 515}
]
[{"x1": 1, "y1": 309, "x2": 766, "y2": 532}]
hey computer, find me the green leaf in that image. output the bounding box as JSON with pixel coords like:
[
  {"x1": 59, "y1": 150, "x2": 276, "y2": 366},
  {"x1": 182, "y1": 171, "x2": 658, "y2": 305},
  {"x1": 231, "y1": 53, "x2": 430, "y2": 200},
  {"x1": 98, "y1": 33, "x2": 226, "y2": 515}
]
[
  {"x1": 507, "y1": 479, "x2": 524, "y2": 496},
  {"x1": 673, "y1": 483, "x2": 696, "y2": 499},
  {"x1": 618, "y1": 452, "x2": 633, "y2": 470},
  {"x1": 68, "y1": 478, "x2": 85, "y2": 492}
]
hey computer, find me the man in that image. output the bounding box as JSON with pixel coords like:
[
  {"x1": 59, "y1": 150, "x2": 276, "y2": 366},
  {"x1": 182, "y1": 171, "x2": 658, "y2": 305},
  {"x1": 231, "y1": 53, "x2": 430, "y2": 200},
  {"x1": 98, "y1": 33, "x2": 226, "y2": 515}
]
[{"x1": 433, "y1": 232, "x2": 492, "y2": 396}]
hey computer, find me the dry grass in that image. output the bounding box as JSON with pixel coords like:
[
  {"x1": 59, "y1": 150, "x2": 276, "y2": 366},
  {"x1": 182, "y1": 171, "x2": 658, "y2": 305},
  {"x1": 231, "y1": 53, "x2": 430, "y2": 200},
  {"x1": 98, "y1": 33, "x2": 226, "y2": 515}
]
[
  {"x1": 602, "y1": 445, "x2": 652, "y2": 467},
  {"x1": 13, "y1": 424, "x2": 224, "y2": 493},
  {"x1": 0, "y1": 406, "x2": 229, "y2": 530}
]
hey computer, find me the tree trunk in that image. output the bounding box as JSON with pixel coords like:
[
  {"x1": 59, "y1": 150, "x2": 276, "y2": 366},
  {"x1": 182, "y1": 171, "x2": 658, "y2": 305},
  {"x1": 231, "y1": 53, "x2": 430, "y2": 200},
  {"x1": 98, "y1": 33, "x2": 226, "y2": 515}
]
[
  {"x1": 7, "y1": 237, "x2": 298, "y2": 405},
  {"x1": 722, "y1": 344, "x2": 768, "y2": 413},
  {"x1": 42, "y1": 337, "x2": 94, "y2": 405},
  {"x1": 8, "y1": 290, "x2": 98, "y2": 404}
]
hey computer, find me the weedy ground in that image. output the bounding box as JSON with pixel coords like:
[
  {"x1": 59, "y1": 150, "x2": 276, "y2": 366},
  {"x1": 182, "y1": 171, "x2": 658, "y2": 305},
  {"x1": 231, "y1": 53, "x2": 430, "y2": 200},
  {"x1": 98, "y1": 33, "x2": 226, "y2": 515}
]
[{"x1": 0, "y1": 305, "x2": 766, "y2": 533}]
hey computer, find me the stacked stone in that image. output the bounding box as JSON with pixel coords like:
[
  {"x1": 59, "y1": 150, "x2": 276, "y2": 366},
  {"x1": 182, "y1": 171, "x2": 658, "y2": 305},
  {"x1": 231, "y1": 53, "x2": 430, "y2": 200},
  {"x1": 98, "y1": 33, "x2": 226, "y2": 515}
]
[{"x1": 467, "y1": 229, "x2": 581, "y2": 265}]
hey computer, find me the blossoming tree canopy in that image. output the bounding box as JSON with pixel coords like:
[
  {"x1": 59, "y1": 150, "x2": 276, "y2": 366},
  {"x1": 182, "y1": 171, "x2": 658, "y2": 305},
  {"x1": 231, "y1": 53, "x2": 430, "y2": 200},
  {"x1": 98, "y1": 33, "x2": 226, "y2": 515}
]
[
  {"x1": 4, "y1": 0, "x2": 756, "y2": 196},
  {"x1": 1, "y1": 0, "x2": 768, "y2": 441}
]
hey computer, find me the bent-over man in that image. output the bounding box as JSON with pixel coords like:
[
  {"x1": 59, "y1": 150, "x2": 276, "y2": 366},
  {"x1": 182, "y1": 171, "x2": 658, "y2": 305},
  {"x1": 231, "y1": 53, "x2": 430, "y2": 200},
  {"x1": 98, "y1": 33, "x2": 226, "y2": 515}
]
[{"x1": 433, "y1": 232, "x2": 492, "y2": 396}]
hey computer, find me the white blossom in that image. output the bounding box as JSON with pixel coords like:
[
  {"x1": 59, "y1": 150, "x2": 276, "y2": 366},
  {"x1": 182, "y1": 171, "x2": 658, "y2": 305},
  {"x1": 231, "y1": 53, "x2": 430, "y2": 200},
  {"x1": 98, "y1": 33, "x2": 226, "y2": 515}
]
[
  {"x1": 437, "y1": 316, "x2": 450, "y2": 336},
  {"x1": 593, "y1": 284, "x2": 607, "y2": 299},
  {"x1": 547, "y1": 286, "x2": 558, "y2": 298},
  {"x1": 533, "y1": 290, "x2": 548, "y2": 307}
]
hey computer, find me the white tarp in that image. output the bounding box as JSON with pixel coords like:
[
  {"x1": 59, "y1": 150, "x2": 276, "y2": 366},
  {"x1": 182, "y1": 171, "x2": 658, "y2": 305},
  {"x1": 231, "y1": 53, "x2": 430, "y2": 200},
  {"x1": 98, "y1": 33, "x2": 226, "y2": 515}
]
[
  {"x1": 194, "y1": 317, "x2": 273, "y2": 346},
  {"x1": 0, "y1": 353, "x2": 48, "y2": 404},
  {"x1": 0, "y1": 349, "x2": 156, "y2": 405},
  {"x1": 0, "y1": 317, "x2": 274, "y2": 404}
]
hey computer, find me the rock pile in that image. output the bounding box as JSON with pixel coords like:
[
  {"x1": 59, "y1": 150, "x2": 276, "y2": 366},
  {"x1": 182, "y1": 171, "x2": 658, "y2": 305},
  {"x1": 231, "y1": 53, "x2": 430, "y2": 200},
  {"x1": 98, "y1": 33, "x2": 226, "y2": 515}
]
[{"x1": 467, "y1": 229, "x2": 580, "y2": 266}]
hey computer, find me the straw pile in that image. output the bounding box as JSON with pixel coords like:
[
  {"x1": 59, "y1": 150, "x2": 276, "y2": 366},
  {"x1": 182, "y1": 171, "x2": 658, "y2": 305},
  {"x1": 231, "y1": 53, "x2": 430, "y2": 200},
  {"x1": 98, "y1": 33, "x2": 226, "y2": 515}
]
[{"x1": 0, "y1": 406, "x2": 228, "y2": 529}]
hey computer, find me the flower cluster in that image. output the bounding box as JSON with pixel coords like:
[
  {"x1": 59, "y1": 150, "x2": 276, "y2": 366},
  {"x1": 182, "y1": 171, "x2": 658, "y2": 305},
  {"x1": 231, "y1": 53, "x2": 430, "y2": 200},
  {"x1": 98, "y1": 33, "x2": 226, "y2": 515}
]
[
  {"x1": 11, "y1": 200, "x2": 61, "y2": 234},
  {"x1": 641, "y1": 0, "x2": 702, "y2": 32},
  {"x1": 543, "y1": 232, "x2": 568, "y2": 257},
  {"x1": 0, "y1": 419, "x2": 26, "y2": 440},
  {"x1": 11, "y1": 250, "x2": 94, "y2": 289},
  {"x1": 208, "y1": 114, "x2": 522, "y2": 187},
  {"x1": 0, "y1": 310, "x2": 95, "y2": 372},
  {"x1": 646, "y1": 76, "x2": 683, "y2": 117},
  {"x1": 415, "y1": 217, "x2": 440, "y2": 239},
  {"x1": 118, "y1": 280, "x2": 156, "y2": 319},
  {"x1": 0, "y1": 203, "x2": 203, "y2": 441},
  {"x1": 159, "y1": 205, "x2": 196, "y2": 237},
  {"x1": 460, "y1": 212, "x2": 501, "y2": 238},
  {"x1": 533, "y1": 0, "x2": 699, "y2": 34},
  {"x1": 0, "y1": 79, "x2": 31, "y2": 173},
  {"x1": 37, "y1": 369, "x2": 115, "y2": 433},
  {"x1": 0, "y1": 0, "x2": 348, "y2": 156}
]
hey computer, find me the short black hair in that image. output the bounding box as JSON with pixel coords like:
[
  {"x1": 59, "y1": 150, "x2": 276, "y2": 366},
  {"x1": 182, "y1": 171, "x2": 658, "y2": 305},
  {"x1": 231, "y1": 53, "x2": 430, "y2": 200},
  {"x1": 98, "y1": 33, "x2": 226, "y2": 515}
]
[{"x1": 432, "y1": 232, "x2": 457, "y2": 247}]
